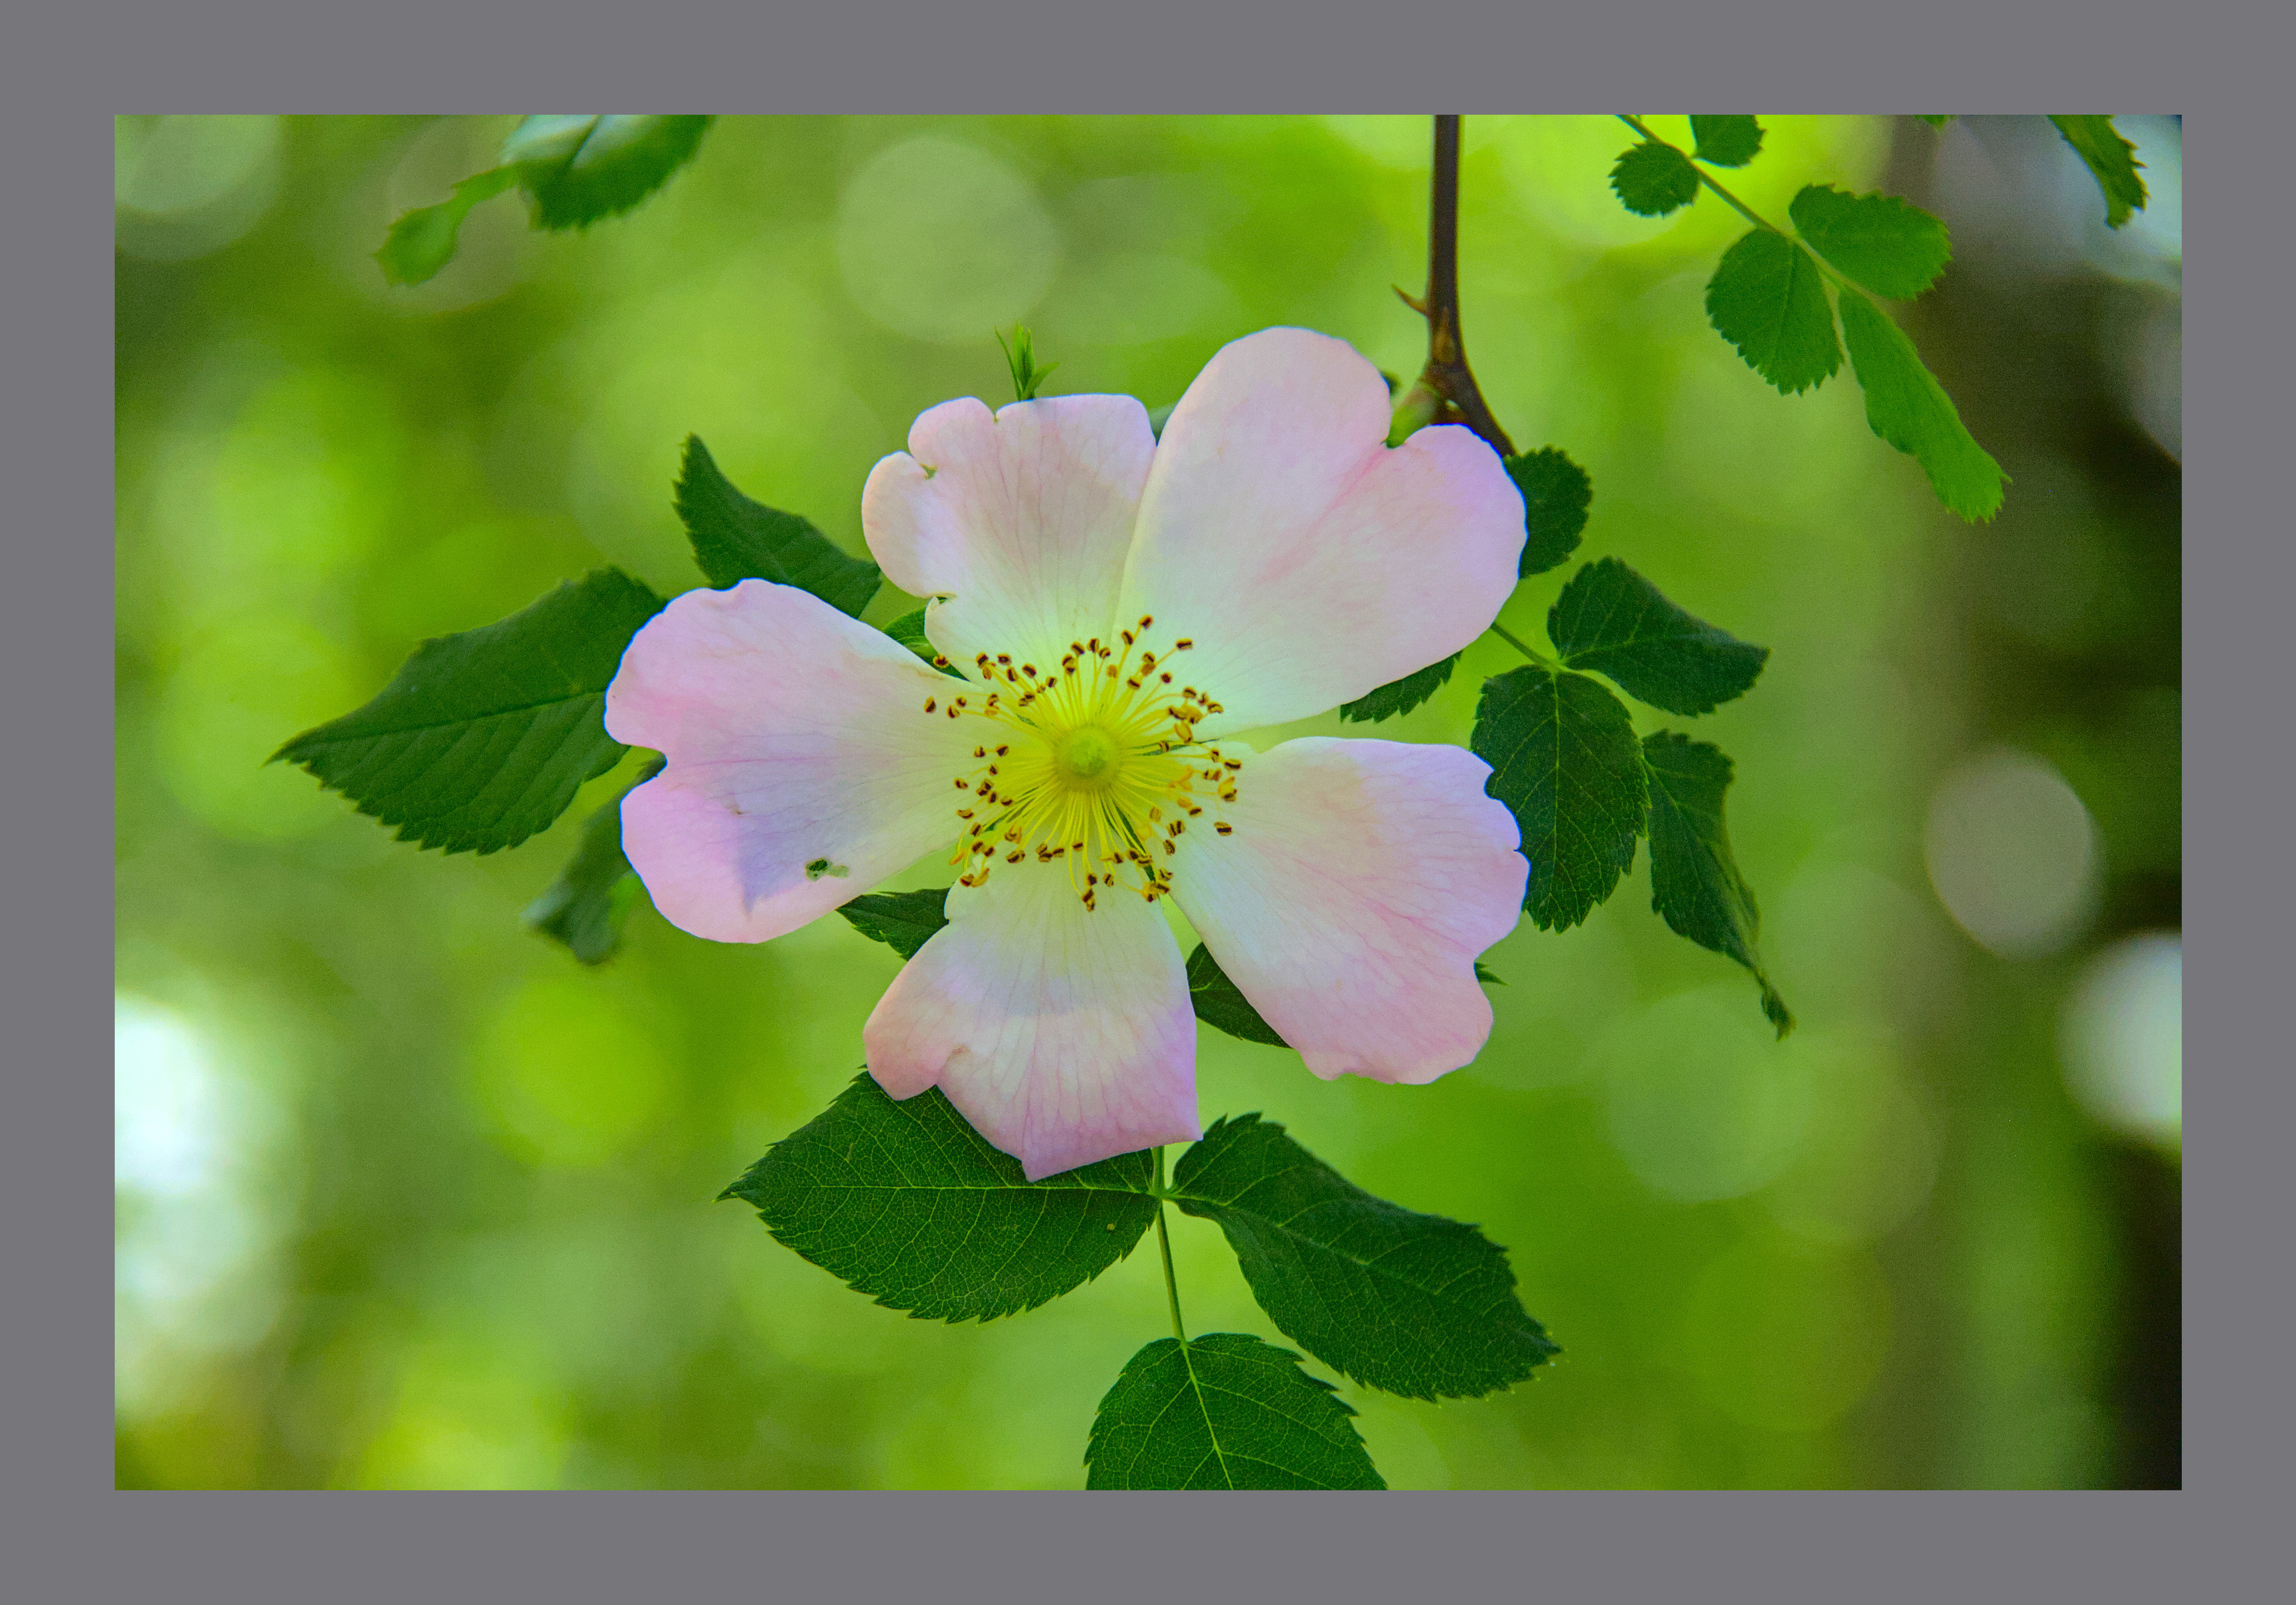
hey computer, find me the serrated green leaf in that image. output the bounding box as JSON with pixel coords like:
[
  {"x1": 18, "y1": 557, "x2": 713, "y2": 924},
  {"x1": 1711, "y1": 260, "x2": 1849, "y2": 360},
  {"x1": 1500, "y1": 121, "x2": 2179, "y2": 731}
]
[
  {"x1": 1506, "y1": 447, "x2": 1593, "y2": 577},
  {"x1": 1690, "y1": 115, "x2": 1764, "y2": 167},
  {"x1": 1705, "y1": 229, "x2": 1841, "y2": 395},
  {"x1": 1643, "y1": 733, "x2": 1793, "y2": 1036},
  {"x1": 1471, "y1": 665, "x2": 1646, "y2": 931},
  {"x1": 522, "y1": 756, "x2": 663, "y2": 963},
  {"x1": 1837, "y1": 290, "x2": 2006, "y2": 522},
  {"x1": 1609, "y1": 140, "x2": 1701, "y2": 217},
  {"x1": 373, "y1": 165, "x2": 518, "y2": 287},
  {"x1": 837, "y1": 886, "x2": 949, "y2": 960},
  {"x1": 1338, "y1": 653, "x2": 1457, "y2": 724},
  {"x1": 675, "y1": 436, "x2": 881, "y2": 615},
  {"x1": 1789, "y1": 184, "x2": 1952, "y2": 300},
  {"x1": 1084, "y1": 1333, "x2": 1383, "y2": 1490},
  {"x1": 1547, "y1": 557, "x2": 1768, "y2": 716},
  {"x1": 883, "y1": 607, "x2": 965, "y2": 678},
  {"x1": 721, "y1": 1073, "x2": 1155, "y2": 1323},
  {"x1": 1186, "y1": 944, "x2": 1289, "y2": 1047},
  {"x1": 2048, "y1": 115, "x2": 2147, "y2": 228},
  {"x1": 274, "y1": 569, "x2": 663, "y2": 854},
  {"x1": 1171, "y1": 1116, "x2": 1557, "y2": 1400},
  {"x1": 500, "y1": 115, "x2": 712, "y2": 231}
]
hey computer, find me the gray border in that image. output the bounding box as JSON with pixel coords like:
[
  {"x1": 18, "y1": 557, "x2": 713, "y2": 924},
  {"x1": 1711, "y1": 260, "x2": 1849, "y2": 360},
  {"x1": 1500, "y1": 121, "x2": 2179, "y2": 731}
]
[{"x1": 25, "y1": 0, "x2": 2260, "y2": 1597}]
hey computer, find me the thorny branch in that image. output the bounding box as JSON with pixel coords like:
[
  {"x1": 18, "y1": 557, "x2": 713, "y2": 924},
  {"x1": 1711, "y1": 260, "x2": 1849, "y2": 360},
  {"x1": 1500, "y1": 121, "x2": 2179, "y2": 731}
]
[{"x1": 1397, "y1": 115, "x2": 1517, "y2": 460}]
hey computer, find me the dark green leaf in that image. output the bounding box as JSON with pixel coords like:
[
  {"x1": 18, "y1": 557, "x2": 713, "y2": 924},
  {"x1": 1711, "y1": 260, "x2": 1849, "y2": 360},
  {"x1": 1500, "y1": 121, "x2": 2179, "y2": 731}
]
[
  {"x1": 373, "y1": 165, "x2": 518, "y2": 287},
  {"x1": 883, "y1": 607, "x2": 965, "y2": 678},
  {"x1": 273, "y1": 569, "x2": 663, "y2": 854},
  {"x1": 1471, "y1": 665, "x2": 1647, "y2": 931},
  {"x1": 1837, "y1": 290, "x2": 2007, "y2": 523},
  {"x1": 1084, "y1": 1334, "x2": 1383, "y2": 1490},
  {"x1": 837, "y1": 886, "x2": 949, "y2": 960},
  {"x1": 675, "y1": 436, "x2": 881, "y2": 616},
  {"x1": 1609, "y1": 140, "x2": 1701, "y2": 217},
  {"x1": 1916, "y1": 115, "x2": 1954, "y2": 129},
  {"x1": 1705, "y1": 229, "x2": 1841, "y2": 395},
  {"x1": 1506, "y1": 447, "x2": 1593, "y2": 577},
  {"x1": 1690, "y1": 115, "x2": 1765, "y2": 167},
  {"x1": 1171, "y1": 1116, "x2": 1557, "y2": 1400},
  {"x1": 1547, "y1": 557, "x2": 1769, "y2": 716},
  {"x1": 1643, "y1": 733, "x2": 1794, "y2": 1036},
  {"x1": 500, "y1": 115, "x2": 713, "y2": 231},
  {"x1": 1187, "y1": 943, "x2": 1289, "y2": 1047},
  {"x1": 522, "y1": 757, "x2": 663, "y2": 963},
  {"x1": 1475, "y1": 962, "x2": 1504, "y2": 986},
  {"x1": 721, "y1": 1073, "x2": 1156, "y2": 1323},
  {"x1": 1338, "y1": 653, "x2": 1457, "y2": 724},
  {"x1": 1788, "y1": 183, "x2": 1952, "y2": 300},
  {"x1": 2049, "y1": 115, "x2": 2148, "y2": 228}
]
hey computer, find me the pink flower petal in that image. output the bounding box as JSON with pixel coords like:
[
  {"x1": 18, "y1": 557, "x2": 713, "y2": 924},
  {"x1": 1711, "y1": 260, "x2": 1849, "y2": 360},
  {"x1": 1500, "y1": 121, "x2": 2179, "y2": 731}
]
[
  {"x1": 861, "y1": 394, "x2": 1157, "y2": 673},
  {"x1": 604, "y1": 580, "x2": 974, "y2": 944},
  {"x1": 1169, "y1": 736, "x2": 1525, "y2": 1084},
  {"x1": 1119, "y1": 327, "x2": 1524, "y2": 734},
  {"x1": 864, "y1": 856, "x2": 1199, "y2": 1179}
]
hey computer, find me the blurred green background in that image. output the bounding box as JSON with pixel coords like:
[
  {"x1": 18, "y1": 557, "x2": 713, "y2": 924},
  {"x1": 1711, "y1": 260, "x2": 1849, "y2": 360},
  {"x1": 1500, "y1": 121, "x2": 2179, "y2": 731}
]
[{"x1": 113, "y1": 115, "x2": 2182, "y2": 1489}]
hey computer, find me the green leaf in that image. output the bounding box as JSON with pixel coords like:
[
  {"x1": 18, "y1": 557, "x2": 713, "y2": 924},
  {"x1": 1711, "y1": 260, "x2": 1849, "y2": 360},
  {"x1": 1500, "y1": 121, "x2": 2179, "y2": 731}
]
[
  {"x1": 1338, "y1": 653, "x2": 1457, "y2": 724},
  {"x1": 373, "y1": 165, "x2": 518, "y2": 287},
  {"x1": 499, "y1": 115, "x2": 712, "y2": 231},
  {"x1": 1186, "y1": 943, "x2": 1289, "y2": 1047},
  {"x1": 1643, "y1": 733, "x2": 1794, "y2": 1036},
  {"x1": 1788, "y1": 184, "x2": 1952, "y2": 300},
  {"x1": 1690, "y1": 115, "x2": 1765, "y2": 167},
  {"x1": 995, "y1": 323, "x2": 1059, "y2": 401},
  {"x1": 675, "y1": 436, "x2": 881, "y2": 616},
  {"x1": 522, "y1": 757, "x2": 663, "y2": 963},
  {"x1": 1916, "y1": 115, "x2": 1954, "y2": 129},
  {"x1": 2049, "y1": 115, "x2": 2147, "y2": 228},
  {"x1": 273, "y1": 569, "x2": 663, "y2": 855},
  {"x1": 1471, "y1": 665, "x2": 1647, "y2": 931},
  {"x1": 1475, "y1": 962, "x2": 1504, "y2": 986},
  {"x1": 721, "y1": 1073, "x2": 1156, "y2": 1324},
  {"x1": 1837, "y1": 290, "x2": 2007, "y2": 523},
  {"x1": 837, "y1": 886, "x2": 949, "y2": 960},
  {"x1": 1084, "y1": 1334, "x2": 1384, "y2": 1490},
  {"x1": 1171, "y1": 1116, "x2": 1557, "y2": 1400},
  {"x1": 883, "y1": 607, "x2": 965, "y2": 678},
  {"x1": 1547, "y1": 557, "x2": 1769, "y2": 716},
  {"x1": 1505, "y1": 447, "x2": 1593, "y2": 577},
  {"x1": 1705, "y1": 229, "x2": 1841, "y2": 395},
  {"x1": 1609, "y1": 140, "x2": 1701, "y2": 217}
]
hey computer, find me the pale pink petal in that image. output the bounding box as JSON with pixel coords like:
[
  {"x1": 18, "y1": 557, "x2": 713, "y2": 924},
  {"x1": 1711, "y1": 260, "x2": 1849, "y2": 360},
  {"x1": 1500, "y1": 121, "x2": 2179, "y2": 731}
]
[
  {"x1": 604, "y1": 580, "x2": 974, "y2": 944},
  {"x1": 861, "y1": 394, "x2": 1157, "y2": 674},
  {"x1": 1117, "y1": 327, "x2": 1523, "y2": 734},
  {"x1": 864, "y1": 855, "x2": 1199, "y2": 1179},
  {"x1": 1169, "y1": 736, "x2": 1525, "y2": 1084}
]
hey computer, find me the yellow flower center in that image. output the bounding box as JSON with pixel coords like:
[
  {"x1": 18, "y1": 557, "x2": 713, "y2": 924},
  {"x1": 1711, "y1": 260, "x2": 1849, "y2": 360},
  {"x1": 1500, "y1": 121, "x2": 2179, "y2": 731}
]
[{"x1": 917, "y1": 615, "x2": 1243, "y2": 910}]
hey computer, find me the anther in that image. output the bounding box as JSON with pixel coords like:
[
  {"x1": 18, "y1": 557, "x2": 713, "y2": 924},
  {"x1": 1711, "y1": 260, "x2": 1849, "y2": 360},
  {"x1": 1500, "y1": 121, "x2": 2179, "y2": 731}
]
[
  {"x1": 1175, "y1": 639, "x2": 1193, "y2": 650},
  {"x1": 923, "y1": 697, "x2": 937, "y2": 713},
  {"x1": 1215, "y1": 822, "x2": 1233, "y2": 835}
]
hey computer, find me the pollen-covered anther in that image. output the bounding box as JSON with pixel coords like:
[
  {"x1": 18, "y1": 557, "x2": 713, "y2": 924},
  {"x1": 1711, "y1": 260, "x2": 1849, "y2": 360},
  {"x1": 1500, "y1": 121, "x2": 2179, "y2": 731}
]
[{"x1": 1215, "y1": 821, "x2": 1233, "y2": 835}]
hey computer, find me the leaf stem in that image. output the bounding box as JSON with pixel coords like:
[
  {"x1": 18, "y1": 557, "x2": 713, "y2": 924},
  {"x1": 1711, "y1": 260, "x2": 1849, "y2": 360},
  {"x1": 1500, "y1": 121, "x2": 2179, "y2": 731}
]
[
  {"x1": 1401, "y1": 115, "x2": 1516, "y2": 460},
  {"x1": 1612, "y1": 115, "x2": 1861, "y2": 298},
  {"x1": 1490, "y1": 621, "x2": 1559, "y2": 671},
  {"x1": 1153, "y1": 1147, "x2": 1187, "y2": 1344}
]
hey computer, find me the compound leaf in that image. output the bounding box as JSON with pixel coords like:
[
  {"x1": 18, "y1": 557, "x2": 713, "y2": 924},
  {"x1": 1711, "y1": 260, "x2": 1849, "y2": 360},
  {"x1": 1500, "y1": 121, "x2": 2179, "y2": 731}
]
[
  {"x1": 1339, "y1": 653, "x2": 1457, "y2": 724},
  {"x1": 1507, "y1": 447, "x2": 1593, "y2": 577},
  {"x1": 2049, "y1": 115, "x2": 2147, "y2": 228},
  {"x1": 1471, "y1": 665, "x2": 1647, "y2": 931},
  {"x1": 1084, "y1": 1334, "x2": 1384, "y2": 1490},
  {"x1": 1643, "y1": 733, "x2": 1793, "y2": 1036},
  {"x1": 1547, "y1": 557, "x2": 1768, "y2": 716},
  {"x1": 1690, "y1": 115, "x2": 1764, "y2": 167},
  {"x1": 675, "y1": 435, "x2": 881, "y2": 616},
  {"x1": 1610, "y1": 140, "x2": 1700, "y2": 217},
  {"x1": 1789, "y1": 183, "x2": 1952, "y2": 300},
  {"x1": 1705, "y1": 229, "x2": 1841, "y2": 395},
  {"x1": 1837, "y1": 289, "x2": 2007, "y2": 522},
  {"x1": 500, "y1": 115, "x2": 713, "y2": 231},
  {"x1": 522, "y1": 756, "x2": 663, "y2": 963}
]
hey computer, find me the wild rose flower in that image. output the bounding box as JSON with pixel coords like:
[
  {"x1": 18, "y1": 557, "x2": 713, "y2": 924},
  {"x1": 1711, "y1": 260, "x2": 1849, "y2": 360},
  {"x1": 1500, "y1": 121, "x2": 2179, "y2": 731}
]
[{"x1": 605, "y1": 327, "x2": 1529, "y2": 1178}]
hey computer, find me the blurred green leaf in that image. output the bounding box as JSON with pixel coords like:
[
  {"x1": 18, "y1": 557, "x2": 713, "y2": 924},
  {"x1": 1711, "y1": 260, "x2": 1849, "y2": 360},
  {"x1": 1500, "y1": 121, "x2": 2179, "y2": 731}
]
[
  {"x1": 373, "y1": 166, "x2": 517, "y2": 287},
  {"x1": 1548, "y1": 557, "x2": 1769, "y2": 716},
  {"x1": 1083, "y1": 1334, "x2": 1384, "y2": 1490},
  {"x1": 837, "y1": 886, "x2": 949, "y2": 959},
  {"x1": 1171, "y1": 1116, "x2": 1557, "y2": 1400},
  {"x1": 1472, "y1": 665, "x2": 1647, "y2": 931},
  {"x1": 1507, "y1": 447, "x2": 1593, "y2": 578},
  {"x1": 273, "y1": 569, "x2": 663, "y2": 854},
  {"x1": 1706, "y1": 229, "x2": 1841, "y2": 395},
  {"x1": 1690, "y1": 115, "x2": 1765, "y2": 167},
  {"x1": 675, "y1": 435, "x2": 882, "y2": 615},
  {"x1": 2048, "y1": 115, "x2": 2147, "y2": 228},
  {"x1": 1916, "y1": 115, "x2": 1954, "y2": 128},
  {"x1": 1789, "y1": 184, "x2": 1952, "y2": 300},
  {"x1": 883, "y1": 607, "x2": 965, "y2": 678},
  {"x1": 522, "y1": 757, "x2": 664, "y2": 963},
  {"x1": 1338, "y1": 653, "x2": 1457, "y2": 724},
  {"x1": 1610, "y1": 140, "x2": 1701, "y2": 217},
  {"x1": 500, "y1": 115, "x2": 713, "y2": 231},
  {"x1": 1643, "y1": 733, "x2": 1794, "y2": 1036},
  {"x1": 1186, "y1": 943, "x2": 1289, "y2": 1047},
  {"x1": 721, "y1": 1073, "x2": 1157, "y2": 1324},
  {"x1": 1837, "y1": 291, "x2": 2007, "y2": 522}
]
